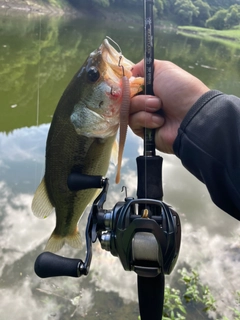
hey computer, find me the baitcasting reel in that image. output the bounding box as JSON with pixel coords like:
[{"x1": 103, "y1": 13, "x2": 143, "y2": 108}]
[
  {"x1": 98, "y1": 188, "x2": 181, "y2": 277},
  {"x1": 34, "y1": 173, "x2": 181, "y2": 279}
]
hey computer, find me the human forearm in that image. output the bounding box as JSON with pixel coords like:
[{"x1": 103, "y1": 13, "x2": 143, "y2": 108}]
[{"x1": 173, "y1": 90, "x2": 240, "y2": 219}]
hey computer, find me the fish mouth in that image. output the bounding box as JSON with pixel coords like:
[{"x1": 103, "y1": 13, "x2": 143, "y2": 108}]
[{"x1": 101, "y1": 38, "x2": 133, "y2": 78}]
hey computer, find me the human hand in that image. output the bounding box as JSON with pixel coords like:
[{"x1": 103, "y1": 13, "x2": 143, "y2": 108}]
[{"x1": 129, "y1": 60, "x2": 210, "y2": 153}]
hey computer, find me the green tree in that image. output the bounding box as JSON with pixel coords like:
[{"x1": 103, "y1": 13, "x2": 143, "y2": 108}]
[
  {"x1": 205, "y1": 0, "x2": 240, "y2": 10},
  {"x1": 225, "y1": 4, "x2": 240, "y2": 28},
  {"x1": 206, "y1": 8, "x2": 228, "y2": 29},
  {"x1": 174, "y1": 0, "x2": 199, "y2": 25},
  {"x1": 192, "y1": 0, "x2": 211, "y2": 27},
  {"x1": 163, "y1": 0, "x2": 176, "y2": 14},
  {"x1": 154, "y1": 0, "x2": 165, "y2": 17}
]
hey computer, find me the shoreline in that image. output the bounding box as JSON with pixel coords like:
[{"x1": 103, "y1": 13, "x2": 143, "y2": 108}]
[
  {"x1": 1, "y1": 1, "x2": 238, "y2": 44},
  {"x1": 0, "y1": 0, "x2": 83, "y2": 17},
  {"x1": 0, "y1": 1, "x2": 143, "y2": 23},
  {"x1": 178, "y1": 26, "x2": 240, "y2": 43}
]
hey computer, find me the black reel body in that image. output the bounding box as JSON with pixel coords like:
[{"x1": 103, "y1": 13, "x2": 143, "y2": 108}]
[{"x1": 100, "y1": 198, "x2": 181, "y2": 276}]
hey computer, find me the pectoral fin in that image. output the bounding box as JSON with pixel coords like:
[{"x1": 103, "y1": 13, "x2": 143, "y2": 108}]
[
  {"x1": 32, "y1": 177, "x2": 54, "y2": 219},
  {"x1": 110, "y1": 139, "x2": 118, "y2": 166}
]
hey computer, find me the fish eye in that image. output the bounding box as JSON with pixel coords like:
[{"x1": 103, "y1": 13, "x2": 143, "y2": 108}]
[{"x1": 87, "y1": 66, "x2": 100, "y2": 82}]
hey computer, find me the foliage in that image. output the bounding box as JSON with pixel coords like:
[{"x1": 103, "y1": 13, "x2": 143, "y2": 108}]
[
  {"x1": 138, "y1": 268, "x2": 240, "y2": 319},
  {"x1": 167, "y1": 268, "x2": 240, "y2": 320},
  {"x1": 206, "y1": 4, "x2": 240, "y2": 29},
  {"x1": 162, "y1": 286, "x2": 186, "y2": 320},
  {"x1": 50, "y1": 0, "x2": 240, "y2": 29},
  {"x1": 154, "y1": 0, "x2": 166, "y2": 17},
  {"x1": 171, "y1": 0, "x2": 240, "y2": 28},
  {"x1": 174, "y1": 0, "x2": 199, "y2": 25},
  {"x1": 192, "y1": 0, "x2": 211, "y2": 27},
  {"x1": 179, "y1": 268, "x2": 216, "y2": 312},
  {"x1": 206, "y1": 8, "x2": 228, "y2": 29},
  {"x1": 225, "y1": 4, "x2": 240, "y2": 28},
  {"x1": 162, "y1": 268, "x2": 216, "y2": 319}
]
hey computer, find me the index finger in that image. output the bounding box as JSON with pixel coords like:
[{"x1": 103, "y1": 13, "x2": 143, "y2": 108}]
[{"x1": 130, "y1": 94, "x2": 162, "y2": 115}]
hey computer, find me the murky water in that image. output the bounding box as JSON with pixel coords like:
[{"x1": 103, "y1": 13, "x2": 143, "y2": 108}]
[{"x1": 0, "y1": 11, "x2": 240, "y2": 320}]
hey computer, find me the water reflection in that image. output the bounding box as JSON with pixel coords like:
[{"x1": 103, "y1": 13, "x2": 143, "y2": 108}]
[
  {"x1": 1, "y1": 12, "x2": 240, "y2": 320},
  {"x1": 0, "y1": 125, "x2": 240, "y2": 319}
]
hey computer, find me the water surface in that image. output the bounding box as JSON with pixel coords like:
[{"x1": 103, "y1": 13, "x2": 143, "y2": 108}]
[{"x1": 0, "y1": 13, "x2": 240, "y2": 320}]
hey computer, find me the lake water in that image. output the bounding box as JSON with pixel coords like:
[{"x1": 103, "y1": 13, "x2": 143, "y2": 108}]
[{"x1": 0, "y1": 11, "x2": 240, "y2": 320}]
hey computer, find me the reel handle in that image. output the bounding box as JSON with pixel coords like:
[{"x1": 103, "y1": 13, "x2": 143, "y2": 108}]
[
  {"x1": 67, "y1": 173, "x2": 104, "y2": 191},
  {"x1": 34, "y1": 252, "x2": 83, "y2": 278}
]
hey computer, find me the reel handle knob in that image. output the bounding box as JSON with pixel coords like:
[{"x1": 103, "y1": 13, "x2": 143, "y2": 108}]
[
  {"x1": 34, "y1": 252, "x2": 83, "y2": 278},
  {"x1": 67, "y1": 173, "x2": 103, "y2": 191}
]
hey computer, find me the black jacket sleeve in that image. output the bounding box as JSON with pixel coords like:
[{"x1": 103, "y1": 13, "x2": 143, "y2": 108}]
[{"x1": 173, "y1": 90, "x2": 240, "y2": 220}]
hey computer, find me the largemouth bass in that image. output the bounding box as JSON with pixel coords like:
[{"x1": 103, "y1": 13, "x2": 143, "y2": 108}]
[{"x1": 32, "y1": 38, "x2": 144, "y2": 253}]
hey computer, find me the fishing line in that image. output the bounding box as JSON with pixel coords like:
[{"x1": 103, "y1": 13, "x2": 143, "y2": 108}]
[
  {"x1": 106, "y1": 35, "x2": 122, "y2": 56},
  {"x1": 115, "y1": 67, "x2": 130, "y2": 184},
  {"x1": 36, "y1": 15, "x2": 42, "y2": 127},
  {"x1": 34, "y1": 15, "x2": 43, "y2": 189}
]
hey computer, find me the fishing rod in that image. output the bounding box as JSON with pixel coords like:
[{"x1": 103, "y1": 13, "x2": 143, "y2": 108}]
[
  {"x1": 143, "y1": 0, "x2": 155, "y2": 157},
  {"x1": 136, "y1": 0, "x2": 165, "y2": 318},
  {"x1": 34, "y1": 1, "x2": 181, "y2": 319}
]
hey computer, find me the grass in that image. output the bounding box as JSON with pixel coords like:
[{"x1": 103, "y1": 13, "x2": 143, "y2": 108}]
[
  {"x1": 137, "y1": 268, "x2": 240, "y2": 320},
  {"x1": 177, "y1": 25, "x2": 240, "y2": 47}
]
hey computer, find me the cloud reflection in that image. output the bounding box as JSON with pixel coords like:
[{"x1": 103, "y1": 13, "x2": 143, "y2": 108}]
[
  {"x1": 0, "y1": 180, "x2": 55, "y2": 276},
  {"x1": 0, "y1": 125, "x2": 48, "y2": 163},
  {"x1": 0, "y1": 125, "x2": 239, "y2": 319}
]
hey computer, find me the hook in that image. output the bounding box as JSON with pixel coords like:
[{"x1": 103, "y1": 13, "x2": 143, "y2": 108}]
[
  {"x1": 106, "y1": 36, "x2": 125, "y2": 76},
  {"x1": 118, "y1": 57, "x2": 125, "y2": 77},
  {"x1": 121, "y1": 186, "x2": 128, "y2": 198}
]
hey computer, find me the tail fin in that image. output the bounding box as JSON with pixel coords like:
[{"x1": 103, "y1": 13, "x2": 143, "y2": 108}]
[{"x1": 44, "y1": 229, "x2": 82, "y2": 253}]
